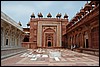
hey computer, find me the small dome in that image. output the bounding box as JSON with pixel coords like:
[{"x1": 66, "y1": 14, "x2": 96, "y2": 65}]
[
  {"x1": 64, "y1": 13, "x2": 68, "y2": 18},
  {"x1": 31, "y1": 13, "x2": 35, "y2": 18},
  {"x1": 70, "y1": 19, "x2": 75, "y2": 24},
  {"x1": 38, "y1": 12, "x2": 43, "y2": 17},
  {"x1": 89, "y1": 1, "x2": 99, "y2": 6},
  {"x1": 56, "y1": 13, "x2": 61, "y2": 18},
  {"x1": 84, "y1": 1, "x2": 91, "y2": 10},
  {"x1": 76, "y1": 12, "x2": 81, "y2": 16},
  {"x1": 47, "y1": 13, "x2": 52, "y2": 17},
  {"x1": 80, "y1": 7, "x2": 85, "y2": 14},
  {"x1": 72, "y1": 16, "x2": 78, "y2": 21},
  {"x1": 76, "y1": 12, "x2": 82, "y2": 19}
]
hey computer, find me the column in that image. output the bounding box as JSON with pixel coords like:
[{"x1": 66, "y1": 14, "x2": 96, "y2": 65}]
[
  {"x1": 88, "y1": 27, "x2": 92, "y2": 48},
  {"x1": 81, "y1": 32, "x2": 84, "y2": 48}
]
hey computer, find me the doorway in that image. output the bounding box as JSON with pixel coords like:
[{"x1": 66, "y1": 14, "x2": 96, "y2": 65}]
[
  {"x1": 86, "y1": 39, "x2": 88, "y2": 48},
  {"x1": 48, "y1": 41, "x2": 51, "y2": 47}
]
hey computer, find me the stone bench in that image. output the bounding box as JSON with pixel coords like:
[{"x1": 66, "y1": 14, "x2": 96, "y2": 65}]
[{"x1": 76, "y1": 48, "x2": 99, "y2": 56}]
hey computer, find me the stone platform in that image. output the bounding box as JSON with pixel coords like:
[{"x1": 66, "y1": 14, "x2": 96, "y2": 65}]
[{"x1": 1, "y1": 49, "x2": 99, "y2": 66}]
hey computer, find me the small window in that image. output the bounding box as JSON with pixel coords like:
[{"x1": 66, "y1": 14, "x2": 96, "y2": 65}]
[
  {"x1": 48, "y1": 38, "x2": 51, "y2": 40},
  {"x1": 6, "y1": 39, "x2": 8, "y2": 45}
]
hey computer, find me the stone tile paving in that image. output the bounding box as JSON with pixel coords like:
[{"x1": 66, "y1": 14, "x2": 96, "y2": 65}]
[{"x1": 1, "y1": 49, "x2": 99, "y2": 66}]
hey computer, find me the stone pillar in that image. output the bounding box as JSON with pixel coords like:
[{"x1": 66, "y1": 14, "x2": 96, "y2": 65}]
[
  {"x1": 70, "y1": 36, "x2": 73, "y2": 45},
  {"x1": 68, "y1": 36, "x2": 70, "y2": 48},
  {"x1": 74, "y1": 35, "x2": 76, "y2": 45},
  {"x1": 80, "y1": 33, "x2": 83, "y2": 48},
  {"x1": 88, "y1": 28, "x2": 92, "y2": 48},
  {"x1": 20, "y1": 33, "x2": 23, "y2": 47}
]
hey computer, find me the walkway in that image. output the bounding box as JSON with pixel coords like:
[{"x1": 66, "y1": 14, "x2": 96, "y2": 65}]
[{"x1": 1, "y1": 49, "x2": 99, "y2": 66}]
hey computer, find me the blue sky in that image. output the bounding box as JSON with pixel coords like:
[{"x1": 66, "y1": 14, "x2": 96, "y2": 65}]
[{"x1": 1, "y1": 1, "x2": 88, "y2": 28}]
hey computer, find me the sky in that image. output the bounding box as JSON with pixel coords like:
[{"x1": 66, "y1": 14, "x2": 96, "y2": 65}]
[{"x1": 1, "y1": 1, "x2": 88, "y2": 28}]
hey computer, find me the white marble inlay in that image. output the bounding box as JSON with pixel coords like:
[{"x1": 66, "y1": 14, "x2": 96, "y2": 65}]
[
  {"x1": 32, "y1": 55, "x2": 36, "y2": 57},
  {"x1": 29, "y1": 52, "x2": 33, "y2": 54},
  {"x1": 28, "y1": 54, "x2": 33, "y2": 57},
  {"x1": 49, "y1": 51, "x2": 61, "y2": 58},
  {"x1": 20, "y1": 53, "x2": 28, "y2": 57},
  {"x1": 30, "y1": 57, "x2": 37, "y2": 61},
  {"x1": 42, "y1": 55, "x2": 48, "y2": 57},
  {"x1": 54, "y1": 57, "x2": 60, "y2": 61},
  {"x1": 36, "y1": 54, "x2": 41, "y2": 57}
]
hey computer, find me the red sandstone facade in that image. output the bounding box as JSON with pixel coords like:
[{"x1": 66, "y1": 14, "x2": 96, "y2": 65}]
[
  {"x1": 22, "y1": 13, "x2": 68, "y2": 49},
  {"x1": 64, "y1": 1, "x2": 99, "y2": 49},
  {"x1": 22, "y1": 1, "x2": 99, "y2": 50}
]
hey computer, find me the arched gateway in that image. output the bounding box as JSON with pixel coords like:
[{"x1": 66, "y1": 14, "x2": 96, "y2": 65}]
[
  {"x1": 42, "y1": 28, "x2": 56, "y2": 48},
  {"x1": 24, "y1": 13, "x2": 68, "y2": 48}
]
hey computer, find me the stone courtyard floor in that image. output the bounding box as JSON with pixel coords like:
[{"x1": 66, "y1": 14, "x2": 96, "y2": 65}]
[{"x1": 1, "y1": 49, "x2": 99, "y2": 66}]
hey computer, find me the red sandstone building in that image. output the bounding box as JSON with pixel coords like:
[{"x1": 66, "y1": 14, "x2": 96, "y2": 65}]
[
  {"x1": 65, "y1": 1, "x2": 99, "y2": 49},
  {"x1": 22, "y1": 1, "x2": 99, "y2": 51},
  {"x1": 22, "y1": 13, "x2": 68, "y2": 48}
]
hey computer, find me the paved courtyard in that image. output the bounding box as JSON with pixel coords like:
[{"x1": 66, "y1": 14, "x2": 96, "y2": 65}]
[{"x1": 1, "y1": 49, "x2": 99, "y2": 66}]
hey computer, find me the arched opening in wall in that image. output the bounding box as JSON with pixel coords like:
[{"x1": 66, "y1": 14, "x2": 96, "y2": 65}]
[
  {"x1": 84, "y1": 32, "x2": 89, "y2": 48},
  {"x1": 6, "y1": 39, "x2": 8, "y2": 45},
  {"x1": 48, "y1": 41, "x2": 51, "y2": 47},
  {"x1": 43, "y1": 28, "x2": 56, "y2": 48},
  {"x1": 23, "y1": 35, "x2": 29, "y2": 42},
  {"x1": 86, "y1": 39, "x2": 88, "y2": 48}
]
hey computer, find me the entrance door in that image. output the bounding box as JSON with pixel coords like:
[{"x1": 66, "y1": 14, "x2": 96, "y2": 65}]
[
  {"x1": 86, "y1": 39, "x2": 88, "y2": 48},
  {"x1": 84, "y1": 32, "x2": 88, "y2": 48},
  {"x1": 48, "y1": 41, "x2": 51, "y2": 47},
  {"x1": 84, "y1": 39, "x2": 88, "y2": 48}
]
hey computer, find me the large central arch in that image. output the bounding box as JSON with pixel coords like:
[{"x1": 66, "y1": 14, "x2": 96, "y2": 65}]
[
  {"x1": 37, "y1": 21, "x2": 62, "y2": 48},
  {"x1": 42, "y1": 28, "x2": 56, "y2": 48}
]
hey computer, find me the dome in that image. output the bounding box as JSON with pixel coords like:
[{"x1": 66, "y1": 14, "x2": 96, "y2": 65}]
[
  {"x1": 56, "y1": 13, "x2": 61, "y2": 18},
  {"x1": 38, "y1": 12, "x2": 43, "y2": 17},
  {"x1": 64, "y1": 13, "x2": 68, "y2": 18},
  {"x1": 47, "y1": 13, "x2": 52, "y2": 17},
  {"x1": 31, "y1": 13, "x2": 35, "y2": 18}
]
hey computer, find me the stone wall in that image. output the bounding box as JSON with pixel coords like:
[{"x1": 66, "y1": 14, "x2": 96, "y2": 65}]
[
  {"x1": 1, "y1": 11, "x2": 25, "y2": 59},
  {"x1": 66, "y1": 1, "x2": 99, "y2": 49}
]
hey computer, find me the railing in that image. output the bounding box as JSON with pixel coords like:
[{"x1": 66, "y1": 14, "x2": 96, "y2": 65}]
[{"x1": 1, "y1": 11, "x2": 23, "y2": 31}]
